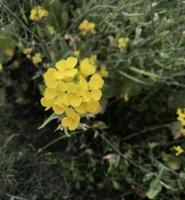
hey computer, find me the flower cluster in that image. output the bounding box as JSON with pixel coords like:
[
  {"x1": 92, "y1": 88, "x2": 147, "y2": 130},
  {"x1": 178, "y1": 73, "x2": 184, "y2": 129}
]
[
  {"x1": 29, "y1": 6, "x2": 48, "y2": 21},
  {"x1": 41, "y1": 56, "x2": 104, "y2": 131},
  {"x1": 118, "y1": 37, "x2": 129, "y2": 49},
  {"x1": 79, "y1": 20, "x2": 96, "y2": 35},
  {"x1": 177, "y1": 108, "x2": 185, "y2": 136}
]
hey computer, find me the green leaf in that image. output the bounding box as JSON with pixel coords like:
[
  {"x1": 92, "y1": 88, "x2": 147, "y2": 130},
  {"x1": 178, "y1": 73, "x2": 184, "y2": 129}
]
[
  {"x1": 162, "y1": 153, "x2": 181, "y2": 171},
  {"x1": 146, "y1": 178, "x2": 162, "y2": 199},
  {"x1": 112, "y1": 180, "x2": 121, "y2": 190}
]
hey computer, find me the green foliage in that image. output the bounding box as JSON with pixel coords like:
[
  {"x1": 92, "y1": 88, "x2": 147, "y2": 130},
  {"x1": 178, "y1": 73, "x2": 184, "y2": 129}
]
[{"x1": 1, "y1": 0, "x2": 185, "y2": 199}]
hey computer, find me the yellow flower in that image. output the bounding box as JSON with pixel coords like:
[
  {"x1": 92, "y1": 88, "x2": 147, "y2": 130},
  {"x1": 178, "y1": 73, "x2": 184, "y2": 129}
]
[
  {"x1": 23, "y1": 48, "x2": 32, "y2": 58},
  {"x1": 172, "y1": 145, "x2": 184, "y2": 156},
  {"x1": 55, "y1": 57, "x2": 78, "y2": 80},
  {"x1": 99, "y1": 66, "x2": 109, "y2": 78},
  {"x1": 29, "y1": 6, "x2": 48, "y2": 21},
  {"x1": 80, "y1": 60, "x2": 96, "y2": 77},
  {"x1": 118, "y1": 37, "x2": 129, "y2": 49},
  {"x1": 40, "y1": 56, "x2": 104, "y2": 131},
  {"x1": 79, "y1": 74, "x2": 104, "y2": 102},
  {"x1": 61, "y1": 82, "x2": 82, "y2": 107},
  {"x1": 32, "y1": 53, "x2": 42, "y2": 65},
  {"x1": 88, "y1": 73, "x2": 104, "y2": 90},
  {"x1": 62, "y1": 108, "x2": 80, "y2": 130},
  {"x1": 177, "y1": 108, "x2": 185, "y2": 136},
  {"x1": 41, "y1": 96, "x2": 65, "y2": 114},
  {"x1": 44, "y1": 68, "x2": 58, "y2": 88},
  {"x1": 79, "y1": 19, "x2": 96, "y2": 35},
  {"x1": 75, "y1": 100, "x2": 100, "y2": 114},
  {"x1": 177, "y1": 108, "x2": 185, "y2": 126}
]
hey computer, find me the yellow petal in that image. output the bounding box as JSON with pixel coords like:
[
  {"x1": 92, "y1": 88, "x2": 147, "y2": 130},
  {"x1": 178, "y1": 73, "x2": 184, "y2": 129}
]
[
  {"x1": 62, "y1": 117, "x2": 70, "y2": 127},
  {"x1": 55, "y1": 71, "x2": 64, "y2": 79},
  {"x1": 44, "y1": 88, "x2": 57, "y2": 99},
  {"x1": 66, "y1": 56, "x2": 78, "y2": 68},
  {"x1": 65, "y1": 108, "x2": 75, "y2": 117},
  {"x1": 79, "y1": 76, "x2": 88, "y2": 90},
  {"x1": 44, "y1": 68, "x2": 58, "y2": 88},
  {"x1": 62, "y1": 94, "x2": 70, "y2": 106},
  {"x1": 54, "y1": 93, "x2": 65, "y2": 105},
  {"x1": 58, "y1": 81, "x2": 68, "y2": 92},
  {"x1": 81, "y1": 90, "x2": 91, "y2": 102},
  {"x1": 65, "y1": 68, "x2": 78, "y2": 77},
  {"x1": 75, "y1": 102, "x2": 88, "y2": 114},
  {"x1": 87, "y1": 100, "x2": 100, "y2": 113},
  {"x1": 44, "y1": 68, "x2": 57, "y2": 79},
  {"x1": 68, "y1": 121, "x2": 79, "y2": 131},
  {"x1": 90, "y1": 90, "x2": 102, "y2": 101},
  {"x1": 89, "y1": 73, "x2": 104, "y2": 90},
  {"x1": 80, "y1": 62, "x2": 95, "y2": 77},
  {"x1": 70, "y1": 95, "x2": 82, "y2": 107},
  {"x1": 66, "y1": 82, "x2": 76, "y2": 93},
  {"x1": 69, "y1": 114, "x2": 80, "y2": 130},
  {"x1": 56, "y1": 59, "x2": 67, "y2": 70},
  {"x1": 40, "y1": 97, "x2": 53, "y2": 110},
  {"x1": 52, "y1": 104, "x2": 65, "y2": 114}
]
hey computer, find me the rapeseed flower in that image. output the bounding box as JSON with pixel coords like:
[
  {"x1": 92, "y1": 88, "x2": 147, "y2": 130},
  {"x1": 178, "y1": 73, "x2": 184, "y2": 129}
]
[
  {"x1": 79, "y1": 19, "x2": 96, "y2": 35},
  {"x1": 118, "y1": 37, "x2": 129, "y2": 49},
  {"x1": 29, "y1": 6, "x2": 48, "y2": 21},
  {"x1": 99, "y1": 66, "x2": 109, "y2": 78},
  {"x1": 172, "y1": 145, "x2": 184, "y2": 156},
  {"x1": 177, "y1": 108, "x2": 185, "y2": 136},
  {"x1": 40, "y1": 56, "x2": 104, "y2": 131},
  {"x1": 23, "y1": 48, "x2": 32, "y2": 58},
  {"x1": 62, "y1": 108, "x2": 80, "y2": 131},
  {"x1": 32, "y1": 53, "x2": 42, "y2": 65}
]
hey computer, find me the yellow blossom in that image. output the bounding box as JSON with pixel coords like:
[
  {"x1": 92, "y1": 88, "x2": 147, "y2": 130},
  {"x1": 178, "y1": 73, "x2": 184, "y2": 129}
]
[
  {"x1": 23, "y1": 48, "x2": 32, "y2": 55},
  {"x1": 62, "y1": 108, "x2": 80, "y2": 130},
  {"x1": 99, "y1": 66, "x2": 109, "y2": 78},
  {"x1": 172, "y1": 145, "x2": 184, "y2": 156},
  {"x1": 177, "y1": 108, "x2": 185, "y2": 136},
  {"x1": 177, "y1": 108, "x2": 185, "y2": 126},
  {"x1": 40, "y1": 56, "x2": 104, "y2": 131},
  {"x1": 80, "y1": 60, "x2": 96, "y2": 77},
  {"x1": 118, "y1": 37, "x2": 129, "y2": 49},
  {"x1": 29, "y1": 6, "x2": 48, "y2": 21},
  {"x1": 55, "y1": 57, "x2": 78, "y2": 80},
  {"x1": 32, "y1": 53, "x2": 42, "y2": 65},
  {"x1": 44, "y1": 68, "x2": 58, "y2": 88},
  {"x1": 79, "y1": 74, "x2": 104, "y2": 102},
  {"x1": 79, "y1": 19, "x2": 96, "y2": 35}
]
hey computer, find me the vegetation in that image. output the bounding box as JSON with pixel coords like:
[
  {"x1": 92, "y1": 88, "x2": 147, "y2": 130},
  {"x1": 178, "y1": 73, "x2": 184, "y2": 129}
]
[{"x1": 1, "y1": 0, "x2": 185, "y2": 199}]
